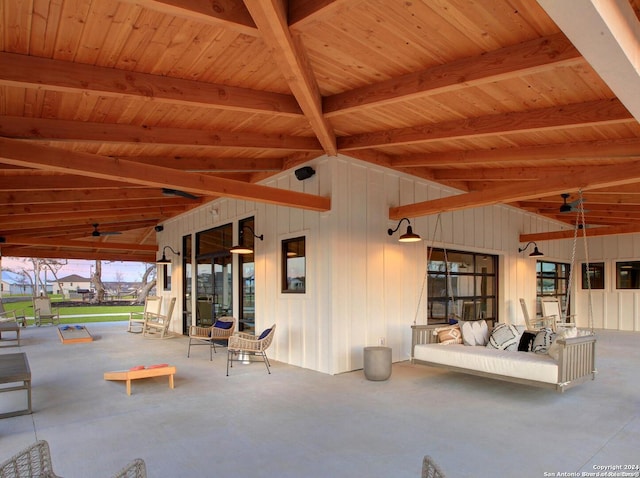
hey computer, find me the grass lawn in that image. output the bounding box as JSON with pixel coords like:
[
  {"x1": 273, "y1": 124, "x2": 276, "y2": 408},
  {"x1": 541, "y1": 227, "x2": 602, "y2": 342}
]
[{"x1": 3, "y1": 298, "x2": 143, "y2": 324}]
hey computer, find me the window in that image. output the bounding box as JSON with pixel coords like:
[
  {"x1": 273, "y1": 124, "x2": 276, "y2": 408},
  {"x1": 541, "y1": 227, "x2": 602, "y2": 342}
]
[
  {"x1": 427, "y1": 249, "x2": 498, "y2": 324},
  {"x1": 616, "y1": 261, "x2": 640, "y2": 289},
  {"x1": 282, "y1": 237, "x2": 305, "y2": 293},
  {"x1": 536, "y1": 260, "x2": 570, "y2": 315},
  {"x1": 163, "y1": 264, "x2": 171, "y2": 291},
  {"x1": 238, "y1": 217, "x2": 257, "y2": 333},
  {"x1": 582, "y1": 263, "x2": 604, "y2": 289}
]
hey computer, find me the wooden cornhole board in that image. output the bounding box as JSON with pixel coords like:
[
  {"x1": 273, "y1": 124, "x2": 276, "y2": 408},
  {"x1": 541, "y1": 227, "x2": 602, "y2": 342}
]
[
  {"x1": 104, "y1": 365, "x2": 176, "y2": 395},
  {"x1": 57, "y1": 325, "x2": 93, "y2": 344}
]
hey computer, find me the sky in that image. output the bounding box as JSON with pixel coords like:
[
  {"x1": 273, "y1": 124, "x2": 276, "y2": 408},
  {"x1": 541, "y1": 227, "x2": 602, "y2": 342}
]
[{"x1": 0, "y1": 256, "x2": 150, "y2": 282}]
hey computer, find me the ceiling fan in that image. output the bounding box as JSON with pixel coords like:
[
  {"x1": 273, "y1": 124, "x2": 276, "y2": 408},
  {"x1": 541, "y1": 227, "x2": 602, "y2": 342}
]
[
  {"x1": 162, "y1": 188, "x2": 199, "y2": 200},
  {"x1": 559, "y1": 193, "x2": 588, "y2": 213},
  {"x1": 92, "y1": 224, "x2": 122, "y2": 237}
]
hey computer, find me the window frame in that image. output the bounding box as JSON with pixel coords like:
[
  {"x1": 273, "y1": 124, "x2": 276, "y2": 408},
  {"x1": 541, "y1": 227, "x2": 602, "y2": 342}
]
[
  {"x1": 616, "y1": 261, "x2": 640, "y2": 289},
  {"x1": 426, "y1": 248, "x2": 498, "y2": 325},
  {"x1": 281, "y1": 236, "x2": 306, "y2": 294},
  {"x1": 536, "y1": 260, "x2": 571, "y2": 316}
]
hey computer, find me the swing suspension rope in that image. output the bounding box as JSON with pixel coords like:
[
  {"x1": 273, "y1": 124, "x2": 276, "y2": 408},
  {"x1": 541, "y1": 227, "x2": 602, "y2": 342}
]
[
  {"x1": 564, "y1": 190, "x2": 595, "y2": 332},
  {"x1": 413, "y1": 214, "x2": 449, "y2": 326}
]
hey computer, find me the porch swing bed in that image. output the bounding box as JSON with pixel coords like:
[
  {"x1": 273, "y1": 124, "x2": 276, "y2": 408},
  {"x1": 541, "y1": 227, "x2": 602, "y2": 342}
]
[{"x1": 410, "y1": 200, "x2": 597, "y2": 393}]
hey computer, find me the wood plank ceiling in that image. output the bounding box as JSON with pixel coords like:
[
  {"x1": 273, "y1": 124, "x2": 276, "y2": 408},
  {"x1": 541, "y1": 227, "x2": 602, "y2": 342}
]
[{"x1": 1, "y1": 0, "x2": 640, "y2": 262}]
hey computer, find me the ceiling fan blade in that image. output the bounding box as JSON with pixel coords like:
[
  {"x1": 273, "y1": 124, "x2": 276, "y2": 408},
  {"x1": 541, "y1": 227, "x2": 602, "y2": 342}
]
[
  {"x1": 162, "y1": 188, "x2": 199, "y2": 200},
  {"x1": 92, "y1": 224, "x2": 122, "y2": 237}
]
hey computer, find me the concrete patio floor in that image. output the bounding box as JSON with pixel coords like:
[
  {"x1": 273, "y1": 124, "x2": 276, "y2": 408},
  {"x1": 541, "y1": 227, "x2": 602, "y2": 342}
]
[{"x1": 1, "y1": 323, "x2": 639, "y2": 478}]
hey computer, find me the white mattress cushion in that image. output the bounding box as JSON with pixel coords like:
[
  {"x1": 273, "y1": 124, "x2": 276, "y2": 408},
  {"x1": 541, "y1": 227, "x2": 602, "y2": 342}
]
[{"x1": 414, "y1": 344, "x2": 559, "y2": 384}]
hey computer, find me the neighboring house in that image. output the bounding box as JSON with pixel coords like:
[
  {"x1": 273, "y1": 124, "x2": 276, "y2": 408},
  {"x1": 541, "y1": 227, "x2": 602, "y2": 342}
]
[{"x1": 54, "y1": 274, "x2": 92, "y2": 298}]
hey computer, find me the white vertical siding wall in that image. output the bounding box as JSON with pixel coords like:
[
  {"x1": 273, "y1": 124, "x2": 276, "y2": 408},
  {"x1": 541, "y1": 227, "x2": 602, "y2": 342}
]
[
  {"x1": 573, "y1": 233, "x2": 640, "y2": 332},
  {"x1": 158, "y1": 155, "x2": 637, "y2": 376}
]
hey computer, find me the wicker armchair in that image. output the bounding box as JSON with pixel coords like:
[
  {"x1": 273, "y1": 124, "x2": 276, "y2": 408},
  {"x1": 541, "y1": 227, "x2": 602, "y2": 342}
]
[
  {"x1": 227, "y1": 324, "x2": 276, "y2": 376},
  {"x1": 187, "y1": 316, "x2": 236, "y2": 360},
  {"x1": 421, "y1": 455, "x2": 446, "y2": 478},
  {"x1": 111, "y1": 458, "x2": 147, "y2": 478},
  {"x1": 0, "y1": 440, "x2": 61, "y2": 478}
]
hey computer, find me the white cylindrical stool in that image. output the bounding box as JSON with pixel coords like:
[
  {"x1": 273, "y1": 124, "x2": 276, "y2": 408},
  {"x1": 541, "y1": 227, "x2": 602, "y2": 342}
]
[{"x1": 363, "y1": 346, "x2": 392, "y2": 381}]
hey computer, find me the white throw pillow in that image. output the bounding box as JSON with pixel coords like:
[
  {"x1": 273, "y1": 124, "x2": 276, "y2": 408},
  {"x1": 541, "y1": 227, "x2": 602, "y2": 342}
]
[
  {"x1": 547, "y1": 327, "x2": 578, "y2": 360},
  {"x1": 532, "y1": 328, "x2": 556, "y2": 354},
  {"x1": 486, "y1": 323, "x2": 522, "y2": 351},
  {"x1": 459, "y1": 320, "x2": 489, "y2": 346}
]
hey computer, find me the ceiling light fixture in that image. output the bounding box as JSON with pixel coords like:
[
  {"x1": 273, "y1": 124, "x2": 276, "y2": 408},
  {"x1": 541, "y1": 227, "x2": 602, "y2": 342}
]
[{"x1": 387, "y1": 218, "x2": 422, "y2": 243}]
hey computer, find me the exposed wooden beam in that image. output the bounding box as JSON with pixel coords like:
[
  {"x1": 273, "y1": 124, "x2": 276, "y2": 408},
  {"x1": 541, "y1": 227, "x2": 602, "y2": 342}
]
[
  {"x1": 0, "y1": 189, "x2": 198, "y2": 205},
  {"x1": 389, "y1": 160, "x2": 640, "y2": 220},
  {"x1": 0, "y1": 220, "x2": 158, "y2": 237},
  {"x1": 0, "y1": 205, "x2": 181, "y2": 226},
  {"x1": 0, "y1": 116, "x2": 322, "y2": 151},
  {"x1": 0, "y1": 174, "x2": 136, "y2": 190},
  {"x1": 324, "y1": 33, "x2": 582, "y2": 115},
  {"x1": 0, "y1": 236, "x2": 157, "y2": 252},
  {"x1": 121, "y1": 155, "x2": 284, "y2": 172},
  {"x1": 339, "y1": 99, "x2": 633, "y2": 150},
  {"x1": 244, "y1": 0, "x2": 338, "y2": 155},
  {"x1": 520, "y1": 224, "x2": 640, "y2": 242},
  {"x1": 0, "y1": 53, "x2": 302, "y2": 117},
  {"x1": 0, "y1": 138, "x2": 331, "y2": 212},
  {"x1": 0, "y1": 247, "x2": 155, "y2": 262},
  {"x1": 432, "y1": 165, "x2": 626, "y2": 181},
  {"x1": 0, "y1": 199, "x2": 192, "y2": 215},
  {"x1": 120, "y1": 0, "x2": 258, "y2": 36},
  {"x1": 392, "y1": 137, "x2": 640, "y2": 167},
  {"x1": 288, "y1": 0, "x2": 351, "y2": 27}
]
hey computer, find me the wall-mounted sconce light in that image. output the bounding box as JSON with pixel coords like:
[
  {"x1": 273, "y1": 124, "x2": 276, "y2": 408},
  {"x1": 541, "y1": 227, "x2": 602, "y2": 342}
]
[
  {"x1": 518, "y1": 241, "x2": 544, "y2": 257},
  {"x1": 230, "y1": 225, "x2": 264, "y2": 254},
  {"x1": 156, "y1": 245, "x2": 180, "y2": 264},
  {"x1": 154, "y1": 225, "x2": 164, "y2": 232},
  {"x1": 387, "y1": 217, "x2": 422, "y2": 242}
]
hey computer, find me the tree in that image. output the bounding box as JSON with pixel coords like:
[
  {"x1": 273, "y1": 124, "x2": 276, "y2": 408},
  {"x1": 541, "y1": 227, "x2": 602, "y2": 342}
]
[
  {"x1": 42, "y1": 259, "x2": 68, "y2": 297},
  {"x1": 114, "y1": 271, "x2": 125, "y2": 298},
  {"x1": 136, "y1": 264, "x2": 157, "y2": 302},
  {"x1": 91, "y1": 260, "x2": 107, "y2": 303}
]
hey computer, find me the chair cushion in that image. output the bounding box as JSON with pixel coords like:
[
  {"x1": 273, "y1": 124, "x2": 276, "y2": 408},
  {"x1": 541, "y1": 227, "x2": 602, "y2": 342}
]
[
  {"x1": 259, "y1": 328, "x2": 272, "y2": 340},
  {"x1": 213, "y1": 320, "x2": 233, "y2": 329}
]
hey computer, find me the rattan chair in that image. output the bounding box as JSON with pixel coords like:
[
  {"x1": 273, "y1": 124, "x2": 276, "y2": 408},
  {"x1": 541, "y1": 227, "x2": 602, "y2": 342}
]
[
  {"x1": 421, "y1": 455, "x2": 446, "y2": 478},
  {"x1": 0, "y1": 440, "x2": 61, "y2": 478},
  {"x1": 110, "y1": 458, "x2": 147, "y2": 478},
  {"x1": 227, "y1": 324, "x2": 276, "y2": 376},
  {"x1": 187, "y1": 316, "x2": 235, "y2": 360}
]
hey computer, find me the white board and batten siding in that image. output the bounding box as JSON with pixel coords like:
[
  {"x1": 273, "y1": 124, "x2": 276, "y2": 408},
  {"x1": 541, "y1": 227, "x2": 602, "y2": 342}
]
[{"x1": 158, "y1": 154, "x2": 640, "y2": 376}]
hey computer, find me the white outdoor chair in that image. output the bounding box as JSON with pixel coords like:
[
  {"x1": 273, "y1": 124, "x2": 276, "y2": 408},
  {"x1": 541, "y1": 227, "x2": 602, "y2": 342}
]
[
  {"x1": 32, "y1": 297, "x2": 60, "y2": 327},
  {"x1": 127, "y1": 296, "x2": 162, "y2": 333},
  {"x1": 540, "y1": 297, "x2": 576, "y2": 331},
  {"x1": 143, "y1": 297, "x2": 176, "y2": 339}
]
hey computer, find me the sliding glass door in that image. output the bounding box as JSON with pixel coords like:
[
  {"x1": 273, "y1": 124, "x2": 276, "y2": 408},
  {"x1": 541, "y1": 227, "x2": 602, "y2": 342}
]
[{"x1": 195, "y1": 224, "x2": 233, "y2": 326}]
